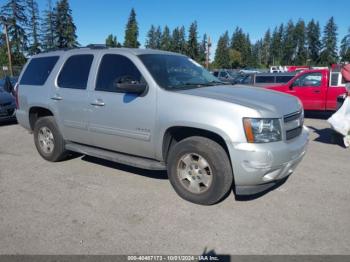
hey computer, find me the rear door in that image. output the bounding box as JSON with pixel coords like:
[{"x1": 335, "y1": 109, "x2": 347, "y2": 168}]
[
  {"x1": 288, "y1": 71, "x2": 326, "y2": 110},
  {"x1": 49, "y1": 53, "x2": 94, "y2": 145}
]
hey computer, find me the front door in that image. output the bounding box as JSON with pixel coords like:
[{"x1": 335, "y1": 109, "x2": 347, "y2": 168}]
[
  {"x1": 288, "y1": 72, "x2": 326, "y2": 110},
  {"x1": 88, "y1": 53, "x2": 156, "y2": 158}
]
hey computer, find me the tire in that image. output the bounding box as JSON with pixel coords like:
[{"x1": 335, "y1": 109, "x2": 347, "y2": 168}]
[
  {"x1": 33, "y1": 116, "x2": 68, "y2": 162},
  {"x1": 167, "y1": 136, "x2": 233, "y2": 205}
]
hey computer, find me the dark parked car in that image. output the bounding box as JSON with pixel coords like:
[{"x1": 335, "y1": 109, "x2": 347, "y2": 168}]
[
  {"x1": 0, "y1": 77, "x2": 17, "y2": 121},
  {"x1": 235, "y1": 72, "x2": 296, "y2": 87}
]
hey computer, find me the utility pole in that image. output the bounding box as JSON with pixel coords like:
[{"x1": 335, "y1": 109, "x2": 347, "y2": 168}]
[
  {"x1": 0, "y1": 16, "x2": 13, "y2": 77},
  {"x1": 205, "y1": 36, "x2": 211, "y2": 69}
]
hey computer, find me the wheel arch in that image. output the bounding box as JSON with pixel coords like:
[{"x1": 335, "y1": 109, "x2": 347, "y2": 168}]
[{"x1": 29, "y1": 106, "x2": 54, "y2": 130}]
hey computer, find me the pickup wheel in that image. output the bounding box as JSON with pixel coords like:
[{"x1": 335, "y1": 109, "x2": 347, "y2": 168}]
[
  {"x1": 167, "y1": 136, "x2": 233, "y2": 205},
  {"x1": 33, "y1": 116, "x2": 68, "y2": 162}
]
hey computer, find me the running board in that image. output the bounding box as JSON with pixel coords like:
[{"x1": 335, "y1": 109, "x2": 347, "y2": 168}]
[{"x1": 65, "y1": 142, "x2": 166, "y2": 170}]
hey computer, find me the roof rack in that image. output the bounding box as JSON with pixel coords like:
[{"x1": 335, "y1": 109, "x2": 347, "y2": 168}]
[{"x1": 86, "y1": 44, "x2": 108, "y2": 49}]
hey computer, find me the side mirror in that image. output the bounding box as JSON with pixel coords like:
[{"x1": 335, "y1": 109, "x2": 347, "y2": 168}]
[{"x1": 114, "y1": 81, "x2": 147, "y2": 95}]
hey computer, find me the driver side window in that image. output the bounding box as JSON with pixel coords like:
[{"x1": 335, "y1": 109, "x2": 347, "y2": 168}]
[
  {"x1": 293, "y1": 72, "x2": 322, "y2": 87},
  {"x1": 219, "y1": 71, "x2": 228, "y2": 78},
  {"x1": 95, "y1": 54, "x2": 144, "y2": 92}
]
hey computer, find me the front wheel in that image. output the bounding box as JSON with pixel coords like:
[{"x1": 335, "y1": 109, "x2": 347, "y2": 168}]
[{"x1": 167, "y1": 136, "x2": 233, "y2": 205}]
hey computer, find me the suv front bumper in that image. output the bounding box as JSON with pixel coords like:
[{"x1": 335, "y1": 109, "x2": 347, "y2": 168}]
[{"x1": 230, "y1": 126, "x2": 309, "y2": 195}]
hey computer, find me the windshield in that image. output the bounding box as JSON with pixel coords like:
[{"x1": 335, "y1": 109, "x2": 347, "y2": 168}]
[{"x1": 138, "y1": 54, "x2": 222, "y2": 90}]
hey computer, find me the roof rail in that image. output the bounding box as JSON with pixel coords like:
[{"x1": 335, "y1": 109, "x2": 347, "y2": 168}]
[{"x1": 86, "y1": 44, "x2": 108, "y2": 49}]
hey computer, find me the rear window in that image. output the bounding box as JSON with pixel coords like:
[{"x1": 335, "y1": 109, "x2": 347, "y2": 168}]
[
  {"x1": 276, "y1": 75, "x2": 294, "y2": 83},
  {"x1": 57, "y1": 55, "x2": 94, "y2": 89},
  {"x1": 255, "y1": 76, "x2": 275, "y2": 83},
  {"x1": 330, "y1": 72, "x2": 339, "y2": 86},
  {"x1": 20, "y1": 56, "x2": 59, "y2": 85}
]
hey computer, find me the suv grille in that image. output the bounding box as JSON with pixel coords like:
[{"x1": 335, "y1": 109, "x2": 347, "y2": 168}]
[{"x1": 284, "y1": 111, "x2": 303, "y2": 140}]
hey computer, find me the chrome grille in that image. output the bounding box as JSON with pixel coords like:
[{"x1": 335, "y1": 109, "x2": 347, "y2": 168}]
[{"x1": 284, "y1": 110, "x2": 303, "y2": 140}]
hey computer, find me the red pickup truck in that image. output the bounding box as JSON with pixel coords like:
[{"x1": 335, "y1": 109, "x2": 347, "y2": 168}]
[{"x1": 265, "y1": 69, "x2": 347, "y2": 111}]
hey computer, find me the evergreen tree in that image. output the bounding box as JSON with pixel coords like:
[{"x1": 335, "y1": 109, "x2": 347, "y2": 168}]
[
  {"x1": 54, "y1": 0, "x2": 78, "y2": 49},
  {"x1": 320, "y1": 17, "x2": 338, "y2": 65},
  {"x1": 145, "y1": 25, "x2": 157, "y2": 49},
  {"x1": 214, "y1": 31, "x2": 230, "y2": 68},
  {"x1": 123, "y1": 8, "x2": 140, "y2": 48},
  {"x1": 198, "y1": 33, "x2": 207, "y2": 65},
  {"x1": 230, "y1": 27, "x2": 251, "y2": 66},
  {"x1": 251, "y1": 39, "x2": 263, "y2": 67},
  {"x1": 186, "y1": 21, "x2": 199, "y2": 60},
  {"x1": 171, "y1": 26, "x2": 186, "y2": 54},
  {"x1": 270, "y1": 25, "x2": 283, "y2": 65},
  {"x1": 294, "y1": 19, "x2": 307, "y2": 65},
  {"x1": 154, "y1": 26, "x2": 162, "y2": 49},
  {"x1": 306, "y1": 19, "x2": 321, "y2": 64},
  {"x1": 41, "y1": 0, "x2": 55, "y2": 51},
  {"x1": 105, "y1": 34, "x2": 120, "y2": 47},
  {"x1": 26, "y1": 0, "x2": 40, "y2": 55},
  {"x1": 340, "y1": 27, "x2": 350, "y2": 62},
  {"x1": 0, "y1": 0, "x2": 27, "y2": 64},
  {"x1": 282, "y1": 20, "x2": 296, "y2": 65},
  {"x1": 261, "y1": 29, "x2": 271, "y2": 66},
  {"x1": 160, "y1": 25, "x2": 171, "y2": 51}
]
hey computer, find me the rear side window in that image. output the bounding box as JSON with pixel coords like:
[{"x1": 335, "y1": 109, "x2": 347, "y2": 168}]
[
  {"x1": 57, "y1": 55, "x2": 94, "y2": 89},
  {"x1": 255, "y1": 76, "x2": 275, "y2": 83},
  {"x1": 276, "y1": 75, "x2": 294, "y2": 83},
  {"x1": 20, "y1": 56, "x2": 59, "y2": 85},
  {"x1": 96, "y1": 54, "x2": 142, "y2": 92}
]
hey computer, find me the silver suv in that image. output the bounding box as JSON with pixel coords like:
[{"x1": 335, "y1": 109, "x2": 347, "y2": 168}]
[{"x1": 16, "y1": 47, "x2": 308, "y2": 205}]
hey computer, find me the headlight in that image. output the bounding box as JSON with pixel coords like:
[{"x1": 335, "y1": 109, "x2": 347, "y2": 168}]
[{"x1": 243, "y1": 118, "x2": 282, "y2": 143}]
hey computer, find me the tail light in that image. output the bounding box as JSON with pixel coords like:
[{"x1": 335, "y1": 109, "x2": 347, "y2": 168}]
[{"x1": 14, "y1": 82, "x2": 19, "y2": 109}]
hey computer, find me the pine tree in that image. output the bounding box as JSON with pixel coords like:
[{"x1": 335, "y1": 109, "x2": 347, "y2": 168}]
[
  {"x1": 160, "y1": 25, "x2": 171, "y2": 51},
  {"x1": 230, "y1": 27, "x2": 250, "y2": 66},
  {"x1": 178, "y1": 26, "x2": 186, "y2": 54},
  {"x1": 251, "y1": 39, "x2": 263, "y2": 67},
  {"x1": 54, "y1": 0, "x2": 78, "y2": 49},
  {"x1": 306, "y1": 19, "x2": 321, "y2": 64},
  {"x1": 261, "y1": 29, "x2": 271, "y2": 66},
  {"x1": 214, "y1": 31, "x2": 230, "y2": 68},
  {"x1": 198, "y1": 33, "x2": 207, "y2": 65},
  {"x1": 154, "y1": 26, "x2": 162, "y2": 49},
  {"x1": 186, "y1": 21, "x2": 199, "y2": 60},
  {"x1": 26, "y1": 0, "x2": 40, "y2": 55},
  {"x1": 105, "y1": 34, "x2": 120, "y2": 47},
  {"x1": 282, "y1": 20, "x2": 296, "y2": 65},
  {"x1": 123, "y1": 8, "x2": 140, "y2": 48},
  {"x1": 145, "y1": 25, "x2": 157, "y2": 49},
  {"x1": 270, "y1": 25, "x2": 283, "y2": 65},
  {"x1": 0, "y1": 0, "x2": 27, "y2": 64},
  {"x1": 41, "y1": 0, "x2": 55, "y2": 51},
  {"x1": 340, "y1": 27, "x2": 350, "y2": 62},
  {"x1": 294, "y1": 19, "x2": 307, "y2": 65},
  {"x1": 320, "y1": 17, "x2": 338, "y2": 65}
]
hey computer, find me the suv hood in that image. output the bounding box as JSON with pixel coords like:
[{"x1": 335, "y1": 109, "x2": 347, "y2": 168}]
[{"x1": 178, "y1": 85, "x2": 301, "y2": 116}]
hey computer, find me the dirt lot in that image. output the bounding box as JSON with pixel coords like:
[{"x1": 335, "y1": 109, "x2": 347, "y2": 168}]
[{"x1": 0, "y1": 116, "x2": 349, "y2": 255}]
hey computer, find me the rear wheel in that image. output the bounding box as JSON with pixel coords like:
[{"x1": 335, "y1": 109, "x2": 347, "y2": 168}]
[
  {"x1": 33, "y1": 116, "x2": 68, "y2": 162},
  {"x1": 167, "y1": 136, "x2": 233, "y2": 205}
]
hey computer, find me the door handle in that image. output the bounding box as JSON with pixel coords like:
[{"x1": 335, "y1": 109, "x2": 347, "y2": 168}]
[
  {"x1": 50, "y1": 95, "x2": 63, "y2": 101},
  {"x1": 90, "y1": 99, "x2": 105, "y2": 106},
  {"x1": 312, "y1": 90, "x2": 321, "y2": 94}
]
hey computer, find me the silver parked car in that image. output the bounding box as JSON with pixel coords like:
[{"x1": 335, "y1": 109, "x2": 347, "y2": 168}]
[{"x1": 15, "y1": 47, "x2": 308, "y2": 205}]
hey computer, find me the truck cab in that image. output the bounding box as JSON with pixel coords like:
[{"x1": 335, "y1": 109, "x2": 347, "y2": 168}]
[{"x1": 266, "y1": 69, "x2": 347, "y2": 111}]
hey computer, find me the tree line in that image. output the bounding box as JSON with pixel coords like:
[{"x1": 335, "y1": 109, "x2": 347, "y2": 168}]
[
  {"x1": 215, "y1": 17, "x2": 350, "y2": 69},
  {"x1": 1, "y1": 0, "x2": 350, "y2": 70},
  {"x1": 0, "y1": 0, "x2": 78, "y2": 66}
]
